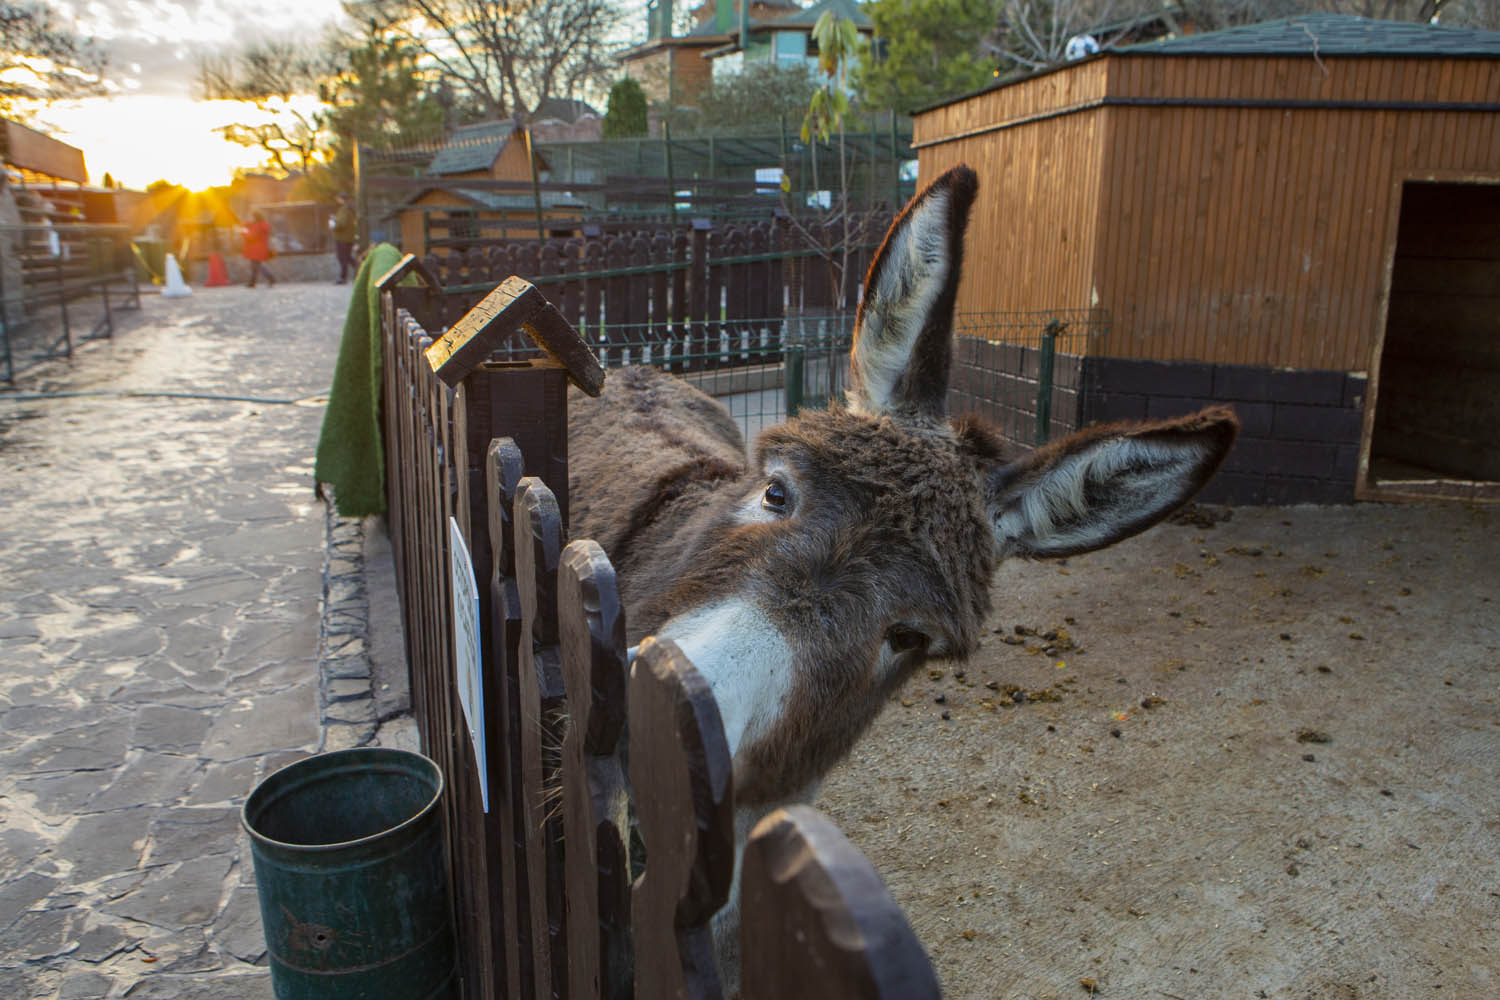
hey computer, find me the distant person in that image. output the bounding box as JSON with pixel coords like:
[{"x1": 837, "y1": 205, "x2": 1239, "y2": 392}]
[
  {"x1": 241, "y1": 211, "x2": 276, "y2": 288},
  {"x1": 332, "y1": 194, "x2": 357, "y2": 285}
]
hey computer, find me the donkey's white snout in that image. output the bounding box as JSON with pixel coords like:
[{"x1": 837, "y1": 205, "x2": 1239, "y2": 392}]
[{"x1": 655, "y1": 599, "x2": 795, "y2": 761}]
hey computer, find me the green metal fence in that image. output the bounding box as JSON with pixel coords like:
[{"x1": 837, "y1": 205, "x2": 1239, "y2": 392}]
[
  {"x1": 465, "y1": 305, "x2": 1107, "y2": 448},
  {"x1": 950, "y1": 310, "x2": 1110, "y2": 447},
  {"x1": 489, "y1": 312, "x2": 854, "y2": 441}
]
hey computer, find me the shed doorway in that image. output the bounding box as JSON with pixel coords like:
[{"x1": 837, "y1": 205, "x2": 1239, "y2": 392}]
[{"x1": 1368, "y1": 180, "x2": 1500, "y2": 501}]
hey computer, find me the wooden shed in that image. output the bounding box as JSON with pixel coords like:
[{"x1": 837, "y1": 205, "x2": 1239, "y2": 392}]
[
  {"x1": 396, "y1": 121, "x2": 579, "y2": 253},
  {"x1": 913, "y1": 14, "x2": 1500, "y2": 503}
]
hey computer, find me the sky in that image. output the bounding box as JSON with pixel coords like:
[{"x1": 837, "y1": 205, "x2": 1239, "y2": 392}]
[{"x1": 38, "y1": 0, "x2": 350, "y2": 190}]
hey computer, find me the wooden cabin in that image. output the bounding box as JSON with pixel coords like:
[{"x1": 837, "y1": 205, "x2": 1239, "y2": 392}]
[
  {"x1": 397, "y1": 121, "x2": 579, "y2": 253},
  {"x1": 913, "y1": 14, "x2": 1500, "y2": 503}
]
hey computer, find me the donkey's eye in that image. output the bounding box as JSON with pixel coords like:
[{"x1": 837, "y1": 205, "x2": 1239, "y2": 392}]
[
  {"x1": 762, "y1": 480, "x2": 787, "y2": 513},
  {"x1": 885, "y1": 625, "x2": 929, "y2": 655}
]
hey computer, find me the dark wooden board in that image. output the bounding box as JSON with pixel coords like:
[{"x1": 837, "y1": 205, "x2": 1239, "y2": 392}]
[
  {"x1": 629, "y1": 638, "x2": 734, "y2": 1000},
  {"x1": 740, "y1": 806, "x2": 942, "y2": 1000}
]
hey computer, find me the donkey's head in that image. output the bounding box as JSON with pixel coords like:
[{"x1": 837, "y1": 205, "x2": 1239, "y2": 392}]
[{"x1": 650, "y1": 165, "x2": 1237, "y2": 807}]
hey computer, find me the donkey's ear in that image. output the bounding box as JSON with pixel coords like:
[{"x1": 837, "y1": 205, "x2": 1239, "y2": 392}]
[
  {"x1": 847, "y1": 164, "x2": 978, "y2": 422},
  {"x1": 986, "y1": 408, "x2": 1239, "y2": 559}
]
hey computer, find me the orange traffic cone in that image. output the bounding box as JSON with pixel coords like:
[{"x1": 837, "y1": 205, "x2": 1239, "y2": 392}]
[{"x1": 204, "y1": 252, "x2": 231, "y2": 287}]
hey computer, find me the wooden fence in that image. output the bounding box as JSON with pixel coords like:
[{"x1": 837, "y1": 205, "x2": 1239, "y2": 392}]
[{"x1": 377, "y1": 258, "x2": 940, "y2": 999}]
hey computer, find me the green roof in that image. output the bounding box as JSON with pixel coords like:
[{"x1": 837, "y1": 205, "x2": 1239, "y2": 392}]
[
  {"x1": 428, "y1": 121, "x2": 517, "y2": 176},
  {"x1": 1125, "y1": 13, "x2": 1500, "y2": 57}
]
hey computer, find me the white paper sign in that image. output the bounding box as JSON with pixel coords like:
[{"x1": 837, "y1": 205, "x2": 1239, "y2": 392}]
[{"x1": 450, "y1": 516, "x2": 487, "y2": 811}]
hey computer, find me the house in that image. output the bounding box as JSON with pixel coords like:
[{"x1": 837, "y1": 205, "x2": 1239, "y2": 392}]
[
  {"x1": 617, "y1": 0, "x2": 872, "y2": 107},
  {"x1": 396, "y1": 120, "x2": 585, "y2": 253},
  {"x1": 529, "y1": 98, "x2": 604, "y2": 143},
  {"x1": 912, "y1": 14, "x2": 1500, "y2": 504}
]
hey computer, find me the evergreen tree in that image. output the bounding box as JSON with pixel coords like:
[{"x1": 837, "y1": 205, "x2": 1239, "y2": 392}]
[
  {"x1": 311, "y1": 26, "x2": 447, "y2": 200},
  {"x1": 856, "y1": 0, "x2": 1001, "y2": 114},
  {"x1": 602, "y1": 78, "x2": 648, "y2": 139}
]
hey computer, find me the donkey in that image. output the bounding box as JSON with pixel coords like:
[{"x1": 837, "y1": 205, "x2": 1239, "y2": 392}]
[{"x1": 567, "y1": 164, "x2": 1237, "y2": 982}]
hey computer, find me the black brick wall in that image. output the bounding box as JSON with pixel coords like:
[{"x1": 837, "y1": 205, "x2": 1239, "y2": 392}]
[
  {"x1": 948, "y1": 339, "x2": 1084, "y2": 449},
  {"x1": 1081, "y1": 357, "x2": 1367, "y2": 506}
]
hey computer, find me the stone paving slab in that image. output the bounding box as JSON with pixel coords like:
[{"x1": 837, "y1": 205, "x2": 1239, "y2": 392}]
[{"x1": 0, "y1": 281, "x2": 410, "y2": 999}]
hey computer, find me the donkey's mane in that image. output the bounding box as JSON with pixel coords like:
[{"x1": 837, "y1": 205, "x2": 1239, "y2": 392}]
[{"x1": 568, "y1": 365, "x2": 747, "y2": 563}]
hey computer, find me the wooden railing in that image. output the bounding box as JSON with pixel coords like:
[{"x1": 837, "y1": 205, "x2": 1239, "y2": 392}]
[
  {"x1": 0, "y1": 223, "x2": 140, "y2": 382},
  {"x1": 377, "y1": 259, "x2": 940, "y2": 999}
]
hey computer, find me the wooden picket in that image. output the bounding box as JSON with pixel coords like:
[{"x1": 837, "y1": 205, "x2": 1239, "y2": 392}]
[{"x1": 377, "y1": 261, "x2": 939, "y2": 1000}]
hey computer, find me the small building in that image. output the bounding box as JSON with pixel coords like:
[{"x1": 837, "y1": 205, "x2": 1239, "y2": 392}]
[
  {"x1": 914, "y1": 14, "x2": 1500, "y2": 503},
  {"x1": 528, "y1": 98, "x2": 604, "y2": 143},
  {"x1": 396, "y1": 121, "x2": 579, "y2": 253},
  {"x1": 618, "y1": 0, "x2": 872, "y2": 107}
]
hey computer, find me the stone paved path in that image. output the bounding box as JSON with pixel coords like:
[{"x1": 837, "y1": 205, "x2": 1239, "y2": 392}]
[{"x1": 0, "y1": 281, "x2": 360, "y2": 999}]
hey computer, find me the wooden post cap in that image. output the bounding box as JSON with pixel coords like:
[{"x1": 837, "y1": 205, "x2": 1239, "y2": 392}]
[{"x1": 425, "y1": 275, "x2": 605, "y2": 395}]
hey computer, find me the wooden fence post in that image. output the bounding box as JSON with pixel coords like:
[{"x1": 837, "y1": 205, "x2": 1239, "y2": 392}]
[
  {"x1": 629, "y1": 638, "x2": 734, "y2": 1000},
  {"x1": 487, "y1": 438, "x2": 531, "y2": 1000},
  {"x1": 558, "y1": 540, "x2": 632, "y2": 1000},
  {"x1": 514, "y1": 477, "x2": 569, "y2": 1000},
  {"x1": 740, "y1": 806, "x2": 941, "y2": 1000}
]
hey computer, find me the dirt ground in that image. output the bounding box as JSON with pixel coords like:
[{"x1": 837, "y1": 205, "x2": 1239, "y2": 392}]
[{"x1": 817, "y1": 500, "x2": 1499, "y2": 1000}]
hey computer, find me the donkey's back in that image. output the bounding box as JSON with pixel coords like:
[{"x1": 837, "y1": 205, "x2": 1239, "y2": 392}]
[{"x1": 568, "y1": 366, "x2": 748, "y2": 610}]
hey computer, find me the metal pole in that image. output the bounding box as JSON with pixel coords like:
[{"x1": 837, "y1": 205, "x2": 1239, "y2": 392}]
[
  {"x1": 0, "y1": 233, "x2": 11, "y2": 383},
  {"x1": 1035, "y1": 319, "x2": 1063, "y2": 446},
  {"x1": 664, "y1": 121, "x2": 677, "y2": 225},
  {"x1": 525, "y1": 126, "x2": 545, "y2": 241},
  {"x1": 785, "y1": 343, "x2": 805, "y2": 417},
  {"x1": 354, "y1": 143, "x2": 369, "y2": 253},
  {"x1": 890, "y1": 111, "x2": 900, "y2": 208}
]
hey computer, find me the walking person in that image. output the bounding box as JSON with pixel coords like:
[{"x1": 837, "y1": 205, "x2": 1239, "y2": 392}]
[
  {"x1": 332, "y1": 193, "x2": 357, "y2": 284},
  {"x1": 241, "y1": 210, "x2": 276, "y2": 288}
]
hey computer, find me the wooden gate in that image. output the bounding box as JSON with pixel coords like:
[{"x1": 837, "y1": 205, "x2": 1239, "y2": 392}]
[{"x1": 377, "y1": 256, "x2": 941, "y2": 999}]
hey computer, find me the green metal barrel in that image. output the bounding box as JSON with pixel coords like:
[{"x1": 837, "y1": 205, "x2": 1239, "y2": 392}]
[{"x1": 242, "y1": 748, "x2": 458, "y2": 1000}]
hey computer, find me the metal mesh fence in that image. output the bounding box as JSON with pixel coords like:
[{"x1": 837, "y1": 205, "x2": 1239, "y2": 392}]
[
  {"x1": 950, "y1": 310, "x2": 1110, "y2": 446},
  {"x1": 479, "y1": 312, "x2": 854, "y2": 441},
  {"x1": 441, "y1": 304, "x2": 1107, "y2": 447}
]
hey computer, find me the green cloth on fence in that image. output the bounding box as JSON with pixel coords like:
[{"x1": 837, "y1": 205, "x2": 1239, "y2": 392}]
[{"x1": 315, "y1": 243, "x2": 405, "y2": 518}]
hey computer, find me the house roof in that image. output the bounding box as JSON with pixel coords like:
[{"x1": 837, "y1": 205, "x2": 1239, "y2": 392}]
[
  {"x1": 762, "y1": 0, "x2": 871, "y2": 30},
  {"x1": 1124, "y1": 13, "x2": 1500, "y2": 57},
  {"x1": 428, "y1": 121, "x2": 518, "y2": 176},
  {"x1": 530, "y1": 97, "x2": 601, "y2": 125},
  {"x1": 450, "y1": 189, "x2": 586, "y2": 211},
  {"x1": 390, "y1": 186, "x2": 586, "y2": 219}
]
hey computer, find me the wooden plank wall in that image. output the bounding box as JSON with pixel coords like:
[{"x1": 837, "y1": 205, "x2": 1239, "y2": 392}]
[
  {"x1": 916, "y1": 54, "x2": 1500, "y2": 371},
  {"x1": 915, "y1": 95, "x2": 1108, "y2": 323}
]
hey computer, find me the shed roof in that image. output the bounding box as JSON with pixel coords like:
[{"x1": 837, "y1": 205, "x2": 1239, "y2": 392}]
[
  {"x1": 1125, "y1": 13, "x2": 1500, "y2": 57},
  {"x1": 428, "y1": 121, "x2": 518, "y2": 175}
]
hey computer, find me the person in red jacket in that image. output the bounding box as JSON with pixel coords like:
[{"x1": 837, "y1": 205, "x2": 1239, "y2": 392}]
[{"x1": 241, "y1": 211, "x2": 276, "y2": 288}]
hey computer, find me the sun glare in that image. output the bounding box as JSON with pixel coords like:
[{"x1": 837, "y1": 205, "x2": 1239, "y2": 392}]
[{"x1": 42, "y1": 95, "x2": 326, "y2": 191}]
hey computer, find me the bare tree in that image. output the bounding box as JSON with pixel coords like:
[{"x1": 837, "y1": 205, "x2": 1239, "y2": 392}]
[
  {"x1": 0, "y1": 1, "x2": 108, "y2": 119},
  {"x1": 983, "y1": 0, "x2": 1495, "y2": 77},
  {"x1": 198, "y1": 41, "x2": 333, "y2": 175},
  {"x1": 985, "y1": 0, "x2": 1160, "y2": 73},
  {"x1": 349, "y1": 0, "x2": 622, "y2": 121}
]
